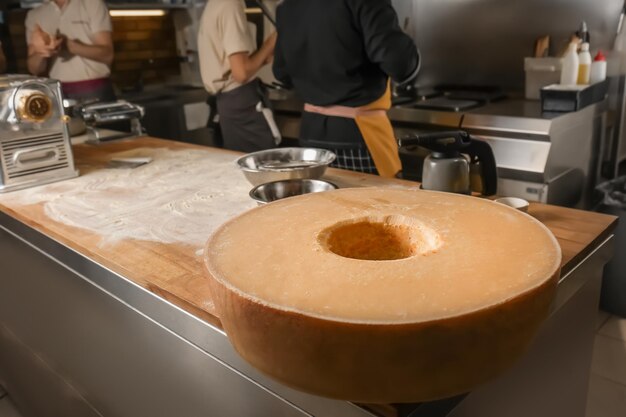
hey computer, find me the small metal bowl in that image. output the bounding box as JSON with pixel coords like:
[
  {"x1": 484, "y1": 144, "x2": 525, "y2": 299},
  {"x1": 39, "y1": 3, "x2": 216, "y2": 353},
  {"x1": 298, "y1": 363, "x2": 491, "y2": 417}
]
[
  {"x1": 250, "y1": 179, "x2": 338, "y2": 205},
  {"x1": 236, "y1": 148, "x2": 336, "y2": 186}
]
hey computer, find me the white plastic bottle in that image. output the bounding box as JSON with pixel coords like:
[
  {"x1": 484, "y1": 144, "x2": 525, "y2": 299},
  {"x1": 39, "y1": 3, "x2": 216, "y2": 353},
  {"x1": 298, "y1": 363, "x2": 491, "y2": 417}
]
[
  {"x1": 561, "y1": 42, "x2": 580, "y2": 85},
  {"x1": 590, "y1": 50, "x2": 607, "y2": 83},
  {"x1": 577, "y1": 43, "x2": 592, "y2": 84}
]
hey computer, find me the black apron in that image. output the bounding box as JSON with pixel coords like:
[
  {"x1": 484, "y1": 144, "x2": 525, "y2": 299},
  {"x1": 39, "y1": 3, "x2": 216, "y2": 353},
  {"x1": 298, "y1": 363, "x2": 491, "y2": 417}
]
[
  {"x1": 215, "y1": 79, "x2": 277, "y2": 153},
  {"x1": 299, "y1": 112, "x2": 378, "y2": 174}
]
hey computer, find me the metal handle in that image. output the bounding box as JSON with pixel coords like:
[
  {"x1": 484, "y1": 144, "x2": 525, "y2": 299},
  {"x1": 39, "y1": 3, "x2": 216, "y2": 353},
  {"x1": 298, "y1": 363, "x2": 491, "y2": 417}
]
[
  {"x1": 399, "y1": 131, "x2": 471, "y2": 155},
  {"x1": 466, "y1": 139, "x2": 498, "y2": 196},
  {"x1": 13, "y1": 146, "x2": 60, "y2": 169},
  {"x1": 81, "y1": 101, "x2": 145, "y2": 123}
]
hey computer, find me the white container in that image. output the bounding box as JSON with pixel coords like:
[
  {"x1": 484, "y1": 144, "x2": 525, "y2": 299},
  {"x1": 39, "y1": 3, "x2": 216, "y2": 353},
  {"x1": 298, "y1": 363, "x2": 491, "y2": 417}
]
[
  {"x1": 577, "y1": 43, "x2": 591, "y2": 84},
  {"x1": 590, "y1": 51, "x2": 607, "y2": 84},
  {"x1": 524, "y1": 57, "x2": 561, "y2": 100},
  {"x1": 560, "y1": 42, "x2": 580, "y2": 86},
  {"x1": 494, "y1": 197, "x2": 530, "y2": 213}
]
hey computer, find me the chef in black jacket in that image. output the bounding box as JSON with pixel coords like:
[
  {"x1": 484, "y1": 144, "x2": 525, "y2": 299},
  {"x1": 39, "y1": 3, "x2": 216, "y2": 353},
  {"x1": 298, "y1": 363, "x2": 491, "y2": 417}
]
[{"x1": 272, "y1": 0, "x2": 419, "y2": 177}]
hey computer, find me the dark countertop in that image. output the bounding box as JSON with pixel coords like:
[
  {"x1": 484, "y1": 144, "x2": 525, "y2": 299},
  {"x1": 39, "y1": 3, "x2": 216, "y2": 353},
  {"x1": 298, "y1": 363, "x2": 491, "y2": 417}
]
[
  {"x1": 119, "y1": 84, "x2": 208, "y2": 105},
  {"x1": 268, "y1": 89, "x2": 606, "y2": 132}
]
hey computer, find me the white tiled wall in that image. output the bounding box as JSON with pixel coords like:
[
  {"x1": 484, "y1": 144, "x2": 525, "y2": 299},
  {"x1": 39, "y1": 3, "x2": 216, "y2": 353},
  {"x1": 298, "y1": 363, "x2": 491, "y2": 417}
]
[{"x1": 587, "y1": 314, "x2": 626, "y2": 417}]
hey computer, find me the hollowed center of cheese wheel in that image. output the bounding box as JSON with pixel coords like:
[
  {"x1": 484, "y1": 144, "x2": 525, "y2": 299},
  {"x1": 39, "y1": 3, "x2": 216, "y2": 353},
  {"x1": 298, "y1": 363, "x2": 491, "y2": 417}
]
[{"x1": 319, "y1": 216, "x2": 442, "y2": 261}]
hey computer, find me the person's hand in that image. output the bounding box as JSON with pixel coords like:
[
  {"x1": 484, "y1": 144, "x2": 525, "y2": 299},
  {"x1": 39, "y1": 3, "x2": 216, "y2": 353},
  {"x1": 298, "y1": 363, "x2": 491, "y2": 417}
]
[
  {"x1": 55, "y1": 33, "x2": 67, "y2": 50},
  {"x1": 56, "y1": 34, "x2": 75, "y2": 60},
  {"x1": 29, "y1": 25, "x2": 59, "y2": 58}
]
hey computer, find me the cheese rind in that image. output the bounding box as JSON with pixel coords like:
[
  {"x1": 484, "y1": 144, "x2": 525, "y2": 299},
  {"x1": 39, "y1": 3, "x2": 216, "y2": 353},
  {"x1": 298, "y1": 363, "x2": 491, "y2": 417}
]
[{"x1": 204, "y1": 188, "x2": 561, "y2": 402}]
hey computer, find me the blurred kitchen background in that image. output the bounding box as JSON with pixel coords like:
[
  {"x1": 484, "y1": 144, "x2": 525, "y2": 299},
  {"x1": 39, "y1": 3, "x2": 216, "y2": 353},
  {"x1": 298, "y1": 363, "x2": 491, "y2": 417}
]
[
  {"x1": 1, "y1": 2, "x2": 626, "y2": 417},
  {"x1": 1, "y1": 0, "x2": 626, "y2": 208},
  {"x1": 0, "y1": 0, "x2": 623, "y2": 186},
  {"x1": 4, "y1": 0, "x2": 623, "y2": 94},
  {"x1": 392, "y1": 0, "x2": 621, "y2": 91},
  {"x1": 0, "y1": 1, "x2": 624, "y2": 215}
]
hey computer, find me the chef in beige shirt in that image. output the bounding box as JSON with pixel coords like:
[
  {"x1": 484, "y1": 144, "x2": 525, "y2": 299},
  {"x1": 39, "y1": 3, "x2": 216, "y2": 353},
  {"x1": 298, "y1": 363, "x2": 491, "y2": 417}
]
[
  {"x1": 25, "y1": 0, "x2": 115, "y2": 102},
  {"x1": 198, "y1": 0, "x2": 278, "y2": 152}
]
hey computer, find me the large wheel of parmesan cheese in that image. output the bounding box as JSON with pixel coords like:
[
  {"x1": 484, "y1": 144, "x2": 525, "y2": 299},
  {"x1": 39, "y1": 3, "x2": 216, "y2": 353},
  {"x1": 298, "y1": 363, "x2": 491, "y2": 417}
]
[{"x1": 204, "y1": 188, "x2": 561, "y2": 403}]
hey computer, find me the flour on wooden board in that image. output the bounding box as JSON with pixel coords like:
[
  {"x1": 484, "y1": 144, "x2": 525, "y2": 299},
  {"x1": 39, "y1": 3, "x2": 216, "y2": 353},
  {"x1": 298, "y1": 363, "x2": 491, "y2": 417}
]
[{"x1": 0, "y1": 147, "x2": 258, "y2": 250}]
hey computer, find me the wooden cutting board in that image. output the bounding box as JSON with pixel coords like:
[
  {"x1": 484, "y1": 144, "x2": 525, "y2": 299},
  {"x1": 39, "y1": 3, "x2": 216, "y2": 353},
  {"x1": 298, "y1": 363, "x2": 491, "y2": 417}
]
[{"x1": 0, "y1": 136, "x2": 617, "y2": 329}]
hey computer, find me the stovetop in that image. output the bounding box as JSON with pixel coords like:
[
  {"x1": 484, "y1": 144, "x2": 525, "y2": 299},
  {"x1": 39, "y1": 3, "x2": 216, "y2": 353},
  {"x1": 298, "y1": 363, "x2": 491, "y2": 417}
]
[{"x1": 392, "y1": 84, "x2": 507, "y2": 112}]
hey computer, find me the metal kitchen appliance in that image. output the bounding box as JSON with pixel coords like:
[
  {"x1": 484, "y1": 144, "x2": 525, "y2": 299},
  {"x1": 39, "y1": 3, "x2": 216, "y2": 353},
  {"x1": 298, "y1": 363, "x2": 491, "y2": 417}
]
[
  {"x1": 388, "y1": 98, "x2": 608, "y2": 209},
  {"x1": 236, "y1": 147, "x2": 336, "y2": 186},
  {"x1": 399, "y1": 130, "x2": 498, "y2": 196},
  {"x1": 0, "y1": 75, "x2": 78, "y2": 193},
  {"x1": 249, "y1": 178, "x2": 338, "y2": 205},
  {"x1": 80, "y1": 100, "x2": 145, "y2": 143}
]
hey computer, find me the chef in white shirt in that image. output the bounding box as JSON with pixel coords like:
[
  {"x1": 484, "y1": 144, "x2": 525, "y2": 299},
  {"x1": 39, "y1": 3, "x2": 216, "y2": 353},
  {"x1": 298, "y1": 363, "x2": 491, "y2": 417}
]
[
  {"x1": 25, "y1": 0, "x2": 115, "y2": 102},
  {"x1": 198, "y1": 0, "x2": 279, "y2": 152}
]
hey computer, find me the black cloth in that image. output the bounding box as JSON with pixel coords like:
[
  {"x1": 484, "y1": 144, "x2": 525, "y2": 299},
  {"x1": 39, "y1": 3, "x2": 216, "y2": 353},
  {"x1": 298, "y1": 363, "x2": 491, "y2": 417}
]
[
  {"x1": 299, "y1": 112, "x2": 364, "y2": 147},
  {"x1": 206, "y1": 94, "x2": 223, "y2": 148},
  {"x1": 216, "y1": 79, "x2": 275, "y2": 153},
  {"x1": 299, "y1": 117, "x2": 377, "y2": 174},
  {"x1": 273, "y1": 0, "x2": 419, "y2": 108},
  {"x1": 273, "y1": 0, "x2": 419, "y2": 150}
]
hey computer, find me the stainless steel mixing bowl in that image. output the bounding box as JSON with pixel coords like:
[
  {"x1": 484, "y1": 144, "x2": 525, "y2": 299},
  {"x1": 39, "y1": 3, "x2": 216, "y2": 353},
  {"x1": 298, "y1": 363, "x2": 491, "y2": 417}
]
[
  {"x1": 249, "y1": 179, "x2": 338, "y2": 204},
  {"x1": 236, "y1": 148, "x2": 336, "y2": 186}
]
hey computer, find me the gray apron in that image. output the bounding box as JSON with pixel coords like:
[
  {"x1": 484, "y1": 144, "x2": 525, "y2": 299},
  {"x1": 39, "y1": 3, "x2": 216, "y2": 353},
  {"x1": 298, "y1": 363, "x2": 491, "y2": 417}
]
[{"x1": 215, "y1": 79, "x2": 280, "y2": 153}]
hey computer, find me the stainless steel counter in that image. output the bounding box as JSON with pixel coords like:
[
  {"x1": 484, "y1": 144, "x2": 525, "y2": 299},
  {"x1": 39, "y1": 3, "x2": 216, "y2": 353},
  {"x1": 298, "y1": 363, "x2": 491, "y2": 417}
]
[
  {"x1": 269, "y1": 90, "x2": 584, "y2": 128},
  {"x1": 270, "y1": 90, "x2": 608, "y2": 208},
  {"x1": 0, "y1": 209, "x2": 614, "y2": 417}
]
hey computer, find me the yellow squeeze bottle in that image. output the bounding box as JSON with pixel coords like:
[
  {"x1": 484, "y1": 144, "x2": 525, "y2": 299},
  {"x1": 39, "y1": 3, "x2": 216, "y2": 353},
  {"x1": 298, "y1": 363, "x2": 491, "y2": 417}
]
[{"x1": 577, "y1": 42, "x2": 591, "y2": 84}]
